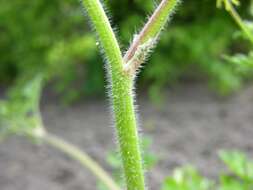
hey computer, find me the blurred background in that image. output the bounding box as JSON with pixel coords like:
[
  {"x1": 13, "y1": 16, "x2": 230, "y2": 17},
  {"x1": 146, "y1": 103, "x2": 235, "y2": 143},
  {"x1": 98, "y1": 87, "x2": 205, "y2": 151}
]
[
  {"x1": 0, "y1": 0, "x2": 253, "y2": 189},
  {"x1": 0, "y1": 0, "x2": 252, "y2": 102}
]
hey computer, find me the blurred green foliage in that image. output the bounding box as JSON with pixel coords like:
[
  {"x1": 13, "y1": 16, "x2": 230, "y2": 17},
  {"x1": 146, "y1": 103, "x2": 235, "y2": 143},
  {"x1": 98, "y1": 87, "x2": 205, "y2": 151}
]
[
  {"x1": 162, "y1": 151, "x2": 253, "y2": 190},
  {"x1": 217, "y1": 0, "x2": 253, "y2": 92},
  {"x1": 0, "y1": 0, "x2": 252, "y2": 102},
  {"x1": 0, "y1": 0, "x2": 103, "y2": 102},
  {"x1": 0, "y1": 74, "x2": 43, "y2": 140}
]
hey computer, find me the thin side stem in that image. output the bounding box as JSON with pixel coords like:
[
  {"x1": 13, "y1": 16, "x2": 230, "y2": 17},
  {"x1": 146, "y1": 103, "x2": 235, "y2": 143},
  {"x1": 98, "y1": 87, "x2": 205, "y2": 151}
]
[
  {"x1": 41, "y1": 132, "x2": 120, "y2": 190},
  {"x1": 227, "y1": 1, "x2": 253, "y2": 45},
  {"x1": 81, "y1": 1, "x2": 145, "y2": 189},
  {"x1": 124, "y1": 0, "x2": 179, "y2": 63}
]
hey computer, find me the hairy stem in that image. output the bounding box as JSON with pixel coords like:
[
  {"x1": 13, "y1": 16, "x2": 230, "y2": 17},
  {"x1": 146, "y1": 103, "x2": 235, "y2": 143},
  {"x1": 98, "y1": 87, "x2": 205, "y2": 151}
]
[
  {"x1": 81, "y1": 0, "x2": 145, "y2": 189},
  {"x1": 226, "y1": 0, "x2": 253, "y2": 45},
  {"x1": 81, "y1": 0, "x2": 181, "y2": 189},
  {"x1": 124, "y1": 0, "x2": 180, "y2": 63},
  {"x1": 40, "y1": 132, "x2": 120, "y2": 190},
  {"x1": 81, "y1": 0, "x2": 123, "y2": 70}
]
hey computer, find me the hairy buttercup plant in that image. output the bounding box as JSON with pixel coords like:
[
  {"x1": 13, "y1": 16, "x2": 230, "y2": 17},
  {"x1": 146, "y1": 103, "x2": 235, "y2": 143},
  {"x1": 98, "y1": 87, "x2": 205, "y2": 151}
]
[
  {"x1": 2, "y1": 1, "x2": 253, "y2": 190},
  {"x1": 0, "y1": 1, "x2": 180, "y2": 189},
  {"x1": 80, "y1": 0, "x2": 180, "y2": 189}
]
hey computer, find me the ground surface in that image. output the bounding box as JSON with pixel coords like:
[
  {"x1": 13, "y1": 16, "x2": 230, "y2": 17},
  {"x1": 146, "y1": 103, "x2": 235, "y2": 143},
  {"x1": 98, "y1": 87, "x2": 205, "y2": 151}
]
[{"x1": 0, "y1": 84, "x2": 253, "y2": 190}]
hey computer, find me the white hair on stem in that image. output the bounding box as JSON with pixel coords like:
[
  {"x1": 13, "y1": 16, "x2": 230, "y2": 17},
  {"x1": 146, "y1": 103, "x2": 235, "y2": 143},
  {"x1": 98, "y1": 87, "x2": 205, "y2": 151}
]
[{"x1": 123, "y1": 37, "x2": 157, "y2": 76}]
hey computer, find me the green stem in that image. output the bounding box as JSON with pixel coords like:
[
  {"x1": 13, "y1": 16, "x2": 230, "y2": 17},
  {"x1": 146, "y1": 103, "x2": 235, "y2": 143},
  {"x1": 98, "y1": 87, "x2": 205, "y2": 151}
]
[
  {"x1": 124, "y1": 0, "x2": 179, "y2": 62},
  {"x1": 81, "y1": 1, "x2": 145, "y2": 189},
  {"x1": 80, "y1": 0, "x2": 181, "y2": 189},
  {"x1": 227, "y1": 1, "x2": 253, "y2": 45},
  {"x1": 81, "y1": 0, "x2": 123, "y2": 70},
  {"x1": 41, "y1": 132, "x2": 120, "y2": 190}
]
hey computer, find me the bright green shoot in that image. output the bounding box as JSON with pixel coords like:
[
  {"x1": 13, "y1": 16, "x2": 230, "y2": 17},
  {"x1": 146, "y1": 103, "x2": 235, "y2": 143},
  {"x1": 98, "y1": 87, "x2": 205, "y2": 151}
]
[{"x1": 80, "y1": 0, "x2": 180, "y2": 189}]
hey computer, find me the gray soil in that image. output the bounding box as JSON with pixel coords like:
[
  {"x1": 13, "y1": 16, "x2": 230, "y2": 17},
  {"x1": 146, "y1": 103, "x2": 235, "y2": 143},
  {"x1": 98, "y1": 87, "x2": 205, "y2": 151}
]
[{"x1": 1, "y1": 84, "x2": 253, "y2": 190}]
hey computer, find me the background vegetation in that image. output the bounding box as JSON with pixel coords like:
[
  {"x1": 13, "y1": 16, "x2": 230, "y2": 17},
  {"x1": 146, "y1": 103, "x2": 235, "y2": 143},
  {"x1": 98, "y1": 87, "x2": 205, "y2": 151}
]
[{"x1": 1, "y1": 0, "x2": 252, "y2": 103}]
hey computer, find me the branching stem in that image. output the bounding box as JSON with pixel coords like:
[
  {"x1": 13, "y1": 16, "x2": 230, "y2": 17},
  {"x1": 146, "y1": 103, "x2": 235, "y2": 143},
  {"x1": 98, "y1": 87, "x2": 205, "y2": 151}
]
[{"x1": 80, "y1": 0, "x2": 180, "y2": 189}]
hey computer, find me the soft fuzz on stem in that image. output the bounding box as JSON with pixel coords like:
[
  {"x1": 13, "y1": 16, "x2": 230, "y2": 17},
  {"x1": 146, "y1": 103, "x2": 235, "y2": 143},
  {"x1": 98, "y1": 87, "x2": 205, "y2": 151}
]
[
  {"x1": 81, "y1": 0, "x2": 181, "y2": 189},
  {"x1": 81, "y1": 0, "x2": 145, "y2": 189},
  {"x1": 124, "y1": 0, "x2": 180, "y2": 64}
]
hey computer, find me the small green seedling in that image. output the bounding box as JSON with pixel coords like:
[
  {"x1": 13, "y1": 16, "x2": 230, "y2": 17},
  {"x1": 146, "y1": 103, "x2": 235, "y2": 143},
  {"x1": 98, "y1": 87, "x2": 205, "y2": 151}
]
[{"x1": 162, "y1": 151, "x2": 253, "y2": 190}]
